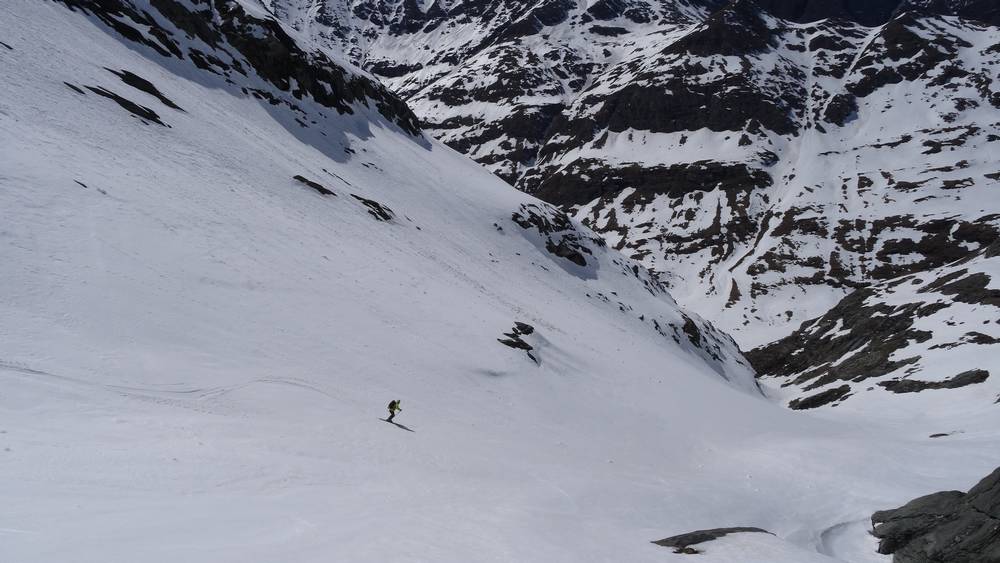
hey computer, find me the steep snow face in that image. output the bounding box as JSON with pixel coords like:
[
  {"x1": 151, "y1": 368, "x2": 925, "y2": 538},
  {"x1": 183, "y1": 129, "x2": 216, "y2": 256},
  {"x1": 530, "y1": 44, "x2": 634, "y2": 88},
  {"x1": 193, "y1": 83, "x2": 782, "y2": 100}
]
[
  {"x1": 4, "y1": 2, "x2": 1000, "y2": 563},
  {"x1": 263, "y1": 0, "x2": 1000, "y2": 350},
  {"x1": 3, "y1": 0, "x2": 755, "y2": 393}
]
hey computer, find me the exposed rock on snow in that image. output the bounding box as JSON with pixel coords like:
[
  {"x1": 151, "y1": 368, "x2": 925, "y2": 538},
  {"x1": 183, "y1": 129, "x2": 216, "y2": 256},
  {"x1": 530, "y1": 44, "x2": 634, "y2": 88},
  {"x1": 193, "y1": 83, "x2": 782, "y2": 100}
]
[
  {"x1": 749, "y1": 242, "x2": 1000, "y2": 409},
  {"x1": 879, "y1": 368, "x2": 990, "y2": 393},
  {"x1": 873, "y1": 465, "x2": 1000, "y2": 562},
  {"x1": 497, "y1": 321, "x2": 538, "y2": 363},
  {"x1": 788, "y1": 384, "x2": 851, "y2": 410},
  {"x1": 294, "y1": 174, "x2": 337, "y2": 196},
  {"x1": 511, "y1": 203, "x2": 603, "y2": 270},
  {"x1": 653, "y1": 526, "x2": 773, "y2": 554},
  {"x1": 85, "y1": 85, "x2": 170, "y2": 126},
  {"x1": 350, "y1": 193, "x2": 395, "y2": 221}
]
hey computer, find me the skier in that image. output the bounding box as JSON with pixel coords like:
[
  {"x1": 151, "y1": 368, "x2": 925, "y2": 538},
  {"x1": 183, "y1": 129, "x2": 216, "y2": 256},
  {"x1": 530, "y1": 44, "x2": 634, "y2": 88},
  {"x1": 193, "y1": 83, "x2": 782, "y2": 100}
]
[{"x1": 386, "y1": 399, "x2": 401, "y2": 423}]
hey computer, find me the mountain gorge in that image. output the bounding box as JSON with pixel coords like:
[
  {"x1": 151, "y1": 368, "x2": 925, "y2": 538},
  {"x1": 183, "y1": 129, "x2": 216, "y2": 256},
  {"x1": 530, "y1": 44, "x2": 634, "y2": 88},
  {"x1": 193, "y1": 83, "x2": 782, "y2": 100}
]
[{"x1": 272, "y1": 0, "x2": 1000, "y2": 410}]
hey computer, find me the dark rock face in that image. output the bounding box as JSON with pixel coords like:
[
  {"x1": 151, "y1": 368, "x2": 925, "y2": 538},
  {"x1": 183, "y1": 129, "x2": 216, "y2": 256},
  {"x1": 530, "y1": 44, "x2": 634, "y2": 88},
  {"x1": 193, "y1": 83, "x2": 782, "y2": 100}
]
[
  {"x1": 753, "y1": 0, "x2": 902, "y2": 26},
  {"x1": 788, "y1": 384, "x2": 851, "y2": 410},
  {"x1": 528, "y1": 160, "x2": 772, "y2": 209},
  {"x1": 873, "y1": 466, "x2": 1000, "y2": 562},
  {"x1": 879, "y1": 369, "x2": 990, "y2": 393},
  {"x1": 652, "y1": 526, "x2": 772, "y2": 553},
  {"x1": 748, "y1": 286, "x2": 933, "y2": 391}
]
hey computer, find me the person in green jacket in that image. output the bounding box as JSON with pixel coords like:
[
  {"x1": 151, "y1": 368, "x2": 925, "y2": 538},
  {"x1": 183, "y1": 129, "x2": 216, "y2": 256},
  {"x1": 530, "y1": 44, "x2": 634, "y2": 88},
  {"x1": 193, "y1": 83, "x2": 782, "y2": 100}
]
[{"x1": 387, "y1": 399, "x2": 401, "y2": 422}]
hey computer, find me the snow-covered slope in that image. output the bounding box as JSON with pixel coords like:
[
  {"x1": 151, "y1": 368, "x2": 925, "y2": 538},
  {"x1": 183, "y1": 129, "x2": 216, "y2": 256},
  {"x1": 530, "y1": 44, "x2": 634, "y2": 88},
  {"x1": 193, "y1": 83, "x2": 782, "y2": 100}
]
[
  {"x1": 4, "y1": 0, "x2": 755, "y2": 393},
  {"x1": 3, "y1": 1, "x2": 1000, "y2": 562},
  {"x1": 266, "y1": 0, "x2": 1000, "y2": 351},
  {"x1": 750, "y1": 241, "x2": 1000, "y2": 412}
]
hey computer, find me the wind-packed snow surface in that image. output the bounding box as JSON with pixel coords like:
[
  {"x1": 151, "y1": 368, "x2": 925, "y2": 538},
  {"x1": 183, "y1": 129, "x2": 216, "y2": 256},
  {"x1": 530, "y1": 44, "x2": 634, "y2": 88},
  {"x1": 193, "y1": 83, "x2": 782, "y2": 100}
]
[{"x1": 1, "y1": 2, "x2": 999, "y2": 562}]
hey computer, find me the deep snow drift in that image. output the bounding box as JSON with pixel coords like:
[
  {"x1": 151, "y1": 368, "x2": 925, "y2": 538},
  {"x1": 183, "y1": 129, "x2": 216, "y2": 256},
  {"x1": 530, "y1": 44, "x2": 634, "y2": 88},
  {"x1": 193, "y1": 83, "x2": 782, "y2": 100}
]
[{"x1": 1, "y1": 2, "x2": 999, "y2": 562}]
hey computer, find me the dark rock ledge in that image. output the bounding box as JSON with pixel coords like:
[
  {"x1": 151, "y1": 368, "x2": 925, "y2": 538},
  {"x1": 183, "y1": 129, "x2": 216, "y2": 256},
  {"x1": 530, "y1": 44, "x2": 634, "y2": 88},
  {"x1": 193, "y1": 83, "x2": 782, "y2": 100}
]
[
  {"x1": 652, "y1": 527, "x2": 772, "y2": 554},
  {"x1": 873, "y1": 466, "x2": 1000, "y2": 562}
]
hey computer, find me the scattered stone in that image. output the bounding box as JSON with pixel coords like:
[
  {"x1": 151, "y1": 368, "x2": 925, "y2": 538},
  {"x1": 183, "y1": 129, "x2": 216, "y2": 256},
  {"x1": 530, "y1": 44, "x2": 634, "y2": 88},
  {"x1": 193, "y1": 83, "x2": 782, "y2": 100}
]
[
  {"x1": 293, "y1": 175, "x2": 336, "y2": 196},
  {"x1": 498, "y1": 321, "x2": 538, "y2": 363},
  {"x1": 350, "y1": 194, "x2": 394, "y2": 221}
]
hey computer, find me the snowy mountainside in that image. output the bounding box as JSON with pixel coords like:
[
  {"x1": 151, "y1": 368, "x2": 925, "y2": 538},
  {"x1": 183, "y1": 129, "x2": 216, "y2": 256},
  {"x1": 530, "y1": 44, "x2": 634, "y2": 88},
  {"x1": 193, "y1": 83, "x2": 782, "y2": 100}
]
[
  {"x1": 267, "y1": 0, "x2": 722, "y2": 183},
  {"x1": 749, "y1": 241, "x2": 1000, "y2": 411},
  {"x1": 267, "y1": 0, "x2": 1000, "y2": 351},
  {"x1": 4, "y1": 2, "x2": 1000, "y2": 562},
  {"x1": 2, "y1": 0, "x2": 757, "y2": 402},
  {"x1": 526, "y1": 5, "x2": 1000, "y2": 347}
]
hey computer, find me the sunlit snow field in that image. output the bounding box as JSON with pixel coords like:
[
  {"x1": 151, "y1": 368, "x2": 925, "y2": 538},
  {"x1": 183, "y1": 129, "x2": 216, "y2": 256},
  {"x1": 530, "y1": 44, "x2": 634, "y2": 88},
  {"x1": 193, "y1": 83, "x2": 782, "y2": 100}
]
[{"x1": 1, "y1": 2, "x2": 998, "y2": 562}]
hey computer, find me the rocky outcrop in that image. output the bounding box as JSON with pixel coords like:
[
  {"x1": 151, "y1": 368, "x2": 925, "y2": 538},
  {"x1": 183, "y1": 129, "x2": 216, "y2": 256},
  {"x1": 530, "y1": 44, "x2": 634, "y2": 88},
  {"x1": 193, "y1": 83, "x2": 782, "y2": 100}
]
[
  {"x1": 788, "y1": 384, "x2": 851, "y2": 410},
  {"x1": 511, "y1": 203, "x2": 604, "y2": 269},
  {"x1": 498, "y1": 321, "x2": 538, "y2": 363},
  {"x1": 750, "y1": 244, "x2": 1000, "y2": 409},
  {"x1": 879, "y1": 369, "x2": 989, "y2": 393},
  {"x1": 653, "y1": 526, "x2": 772, "y2": 554},
  {"x1": 873, "y1": 466, "x2": 1000, "y2": 562}
]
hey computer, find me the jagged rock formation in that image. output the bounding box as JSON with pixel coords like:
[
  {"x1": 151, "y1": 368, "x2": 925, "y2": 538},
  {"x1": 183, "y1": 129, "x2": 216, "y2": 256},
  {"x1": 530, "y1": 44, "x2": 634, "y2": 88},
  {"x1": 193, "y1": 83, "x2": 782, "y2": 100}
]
[
  {"x1": 266, "y1": 0, "x2": 1000, "y2": 352},
  {"x1": 873, "y1": 465, "x2": 1000, "y2": 562}
]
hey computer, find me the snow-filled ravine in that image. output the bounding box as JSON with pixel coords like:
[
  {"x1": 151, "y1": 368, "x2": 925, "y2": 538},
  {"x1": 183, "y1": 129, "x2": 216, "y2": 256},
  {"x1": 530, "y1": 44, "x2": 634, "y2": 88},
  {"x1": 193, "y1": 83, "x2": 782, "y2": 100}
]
[{"x1": 1, "y1": 2, "x2": 998, "y2": 562}]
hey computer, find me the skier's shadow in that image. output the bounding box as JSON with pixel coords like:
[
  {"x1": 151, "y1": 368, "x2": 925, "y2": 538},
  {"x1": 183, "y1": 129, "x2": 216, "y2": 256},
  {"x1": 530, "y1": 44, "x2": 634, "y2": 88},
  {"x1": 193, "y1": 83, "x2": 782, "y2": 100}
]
[{"x1": 381, "y1": 418, "x2": 415, "y2": 432}]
